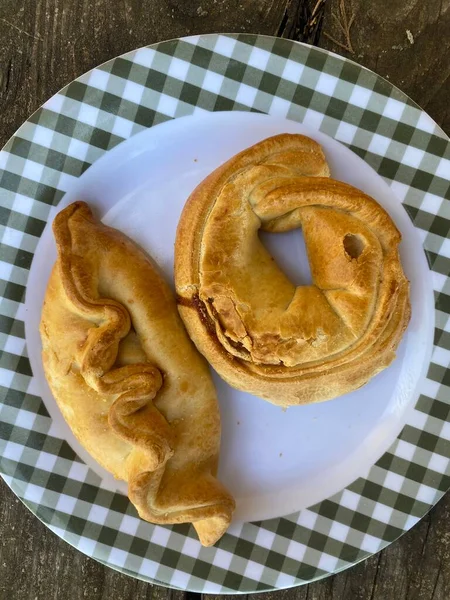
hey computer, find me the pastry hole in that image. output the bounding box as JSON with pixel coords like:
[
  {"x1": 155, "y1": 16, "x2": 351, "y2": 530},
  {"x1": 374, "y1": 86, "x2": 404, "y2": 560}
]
[
  {"x1": 259, "y1": 229, "x2": 312, "y2": 286},
  {"x1": 343, "y1": 234, "x2": 365, "y2": 259}
]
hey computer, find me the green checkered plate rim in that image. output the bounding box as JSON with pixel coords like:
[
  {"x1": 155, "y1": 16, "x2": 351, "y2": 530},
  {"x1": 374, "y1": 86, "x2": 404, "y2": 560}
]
[{"x1": 0, "y1": 34, "x2": 449, "y2": 593}]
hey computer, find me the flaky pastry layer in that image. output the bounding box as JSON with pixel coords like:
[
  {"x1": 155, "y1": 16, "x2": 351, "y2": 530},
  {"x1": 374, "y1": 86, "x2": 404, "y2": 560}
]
[
  {"x1": 175, "y1": 134, "x2": 411, "y2": 406},
  {"x1": 40, "y1": 202, "x2": 234, "y2": 546}
]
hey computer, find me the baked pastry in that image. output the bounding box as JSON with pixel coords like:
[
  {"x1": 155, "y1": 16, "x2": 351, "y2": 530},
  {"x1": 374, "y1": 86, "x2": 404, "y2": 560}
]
[
  {"x1": 175, "y1": 134, "x2": 411, "y2": 407},
  {"x1": 40, "y1": 201, "x2": 234, "y2": 546}
]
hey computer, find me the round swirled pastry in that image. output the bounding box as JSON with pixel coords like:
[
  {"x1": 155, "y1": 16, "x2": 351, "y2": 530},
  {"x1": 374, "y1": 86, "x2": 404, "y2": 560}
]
[{"x1": 175, "y1": 134, "x2": 411, "y2": 407}]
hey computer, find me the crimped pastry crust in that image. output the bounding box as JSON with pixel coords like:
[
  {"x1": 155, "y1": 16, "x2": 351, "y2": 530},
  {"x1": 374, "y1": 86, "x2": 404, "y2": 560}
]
[
  {"x1": 175, "y1": 134, "x2": 411, "y2": 406},
  {"x1": 40, "y1": 202, "x2": 234, "y2": 546}
]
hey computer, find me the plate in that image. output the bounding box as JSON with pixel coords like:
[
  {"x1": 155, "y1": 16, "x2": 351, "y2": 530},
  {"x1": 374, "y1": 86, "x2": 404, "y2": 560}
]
[
  {"x1": 27, "y1": 110, "x2": 433, "y2": 522},
  {"x1": 1, "y1": 34, "x2": 449, "y2": 593}
]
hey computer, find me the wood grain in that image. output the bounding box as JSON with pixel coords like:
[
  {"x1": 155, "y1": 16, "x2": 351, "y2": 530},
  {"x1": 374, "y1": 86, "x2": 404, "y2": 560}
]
[
  {"x1": 0, "y1": 0, "x2": 291, "y2": 146},
  {"x1": 0, "y1": 1, "x2": 449, "y2": 599},
  {"x1": 321, "y1": 0, "x2": 450, "y2": 133}
]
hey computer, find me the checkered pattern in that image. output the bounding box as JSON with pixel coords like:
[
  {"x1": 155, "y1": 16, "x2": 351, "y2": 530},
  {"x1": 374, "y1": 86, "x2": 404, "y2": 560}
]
[{"x1": 0, "y1": 34, "x2": 449, "y2": 593}]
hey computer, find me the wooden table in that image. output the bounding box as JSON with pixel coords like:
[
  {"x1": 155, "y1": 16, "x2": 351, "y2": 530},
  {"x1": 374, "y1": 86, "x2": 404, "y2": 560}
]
[{"x1": 1, "y1": 2, "x2": 449, "y2": 599}]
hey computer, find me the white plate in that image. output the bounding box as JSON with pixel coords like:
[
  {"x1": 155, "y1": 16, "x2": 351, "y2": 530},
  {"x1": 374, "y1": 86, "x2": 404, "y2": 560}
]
[{"x1": 25, "y1": 110, "x2": 434, "y2": 523}]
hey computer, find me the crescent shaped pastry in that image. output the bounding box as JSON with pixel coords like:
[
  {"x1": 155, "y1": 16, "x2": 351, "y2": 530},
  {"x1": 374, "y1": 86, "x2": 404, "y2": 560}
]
[
  {"x1": 40, "y1": 202, "x2": 235, "y2": 546},
  {"x1": 175, "y1": 134, "x2": 411, "y2": 407}
]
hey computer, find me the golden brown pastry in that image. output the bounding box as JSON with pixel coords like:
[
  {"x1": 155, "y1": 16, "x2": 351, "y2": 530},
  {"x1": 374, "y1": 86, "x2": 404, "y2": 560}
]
[
  {"x1": 175, "y1": 134, "x2": 411, "y2": 407},
  {"x1": 40, "y1": 202, "x2": 234, "y2": 546}
]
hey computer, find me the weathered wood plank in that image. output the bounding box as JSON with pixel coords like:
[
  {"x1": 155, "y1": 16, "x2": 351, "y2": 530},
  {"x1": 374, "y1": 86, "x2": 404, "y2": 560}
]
[
  {"x1": 320, "y1": 0, "x2": 450, "y2": 133},
  {"x1": 0, "y1": 0, "x2": 292, "y2": 147},
  {"x1": 1, "y1": 1, "x2": 449, "y2": 599}
]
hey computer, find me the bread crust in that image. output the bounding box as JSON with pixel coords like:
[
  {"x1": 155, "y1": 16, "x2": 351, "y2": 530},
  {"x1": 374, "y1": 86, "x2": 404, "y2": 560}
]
[
  {"x1": 175, "y1": 134, "x2": 411, "y2": 406},
  {"x1": 40, "y1": 201, "x2": 235, "y2": 546}
]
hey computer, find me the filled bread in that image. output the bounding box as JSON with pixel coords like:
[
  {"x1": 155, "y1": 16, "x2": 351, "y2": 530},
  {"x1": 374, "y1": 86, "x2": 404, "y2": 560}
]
[
  {"x1": 40, "y1": 201, "x2": 235, "y2": 546},
  {"x1": 175, "y1": 134, "x2": 411, "y2": 406}
]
